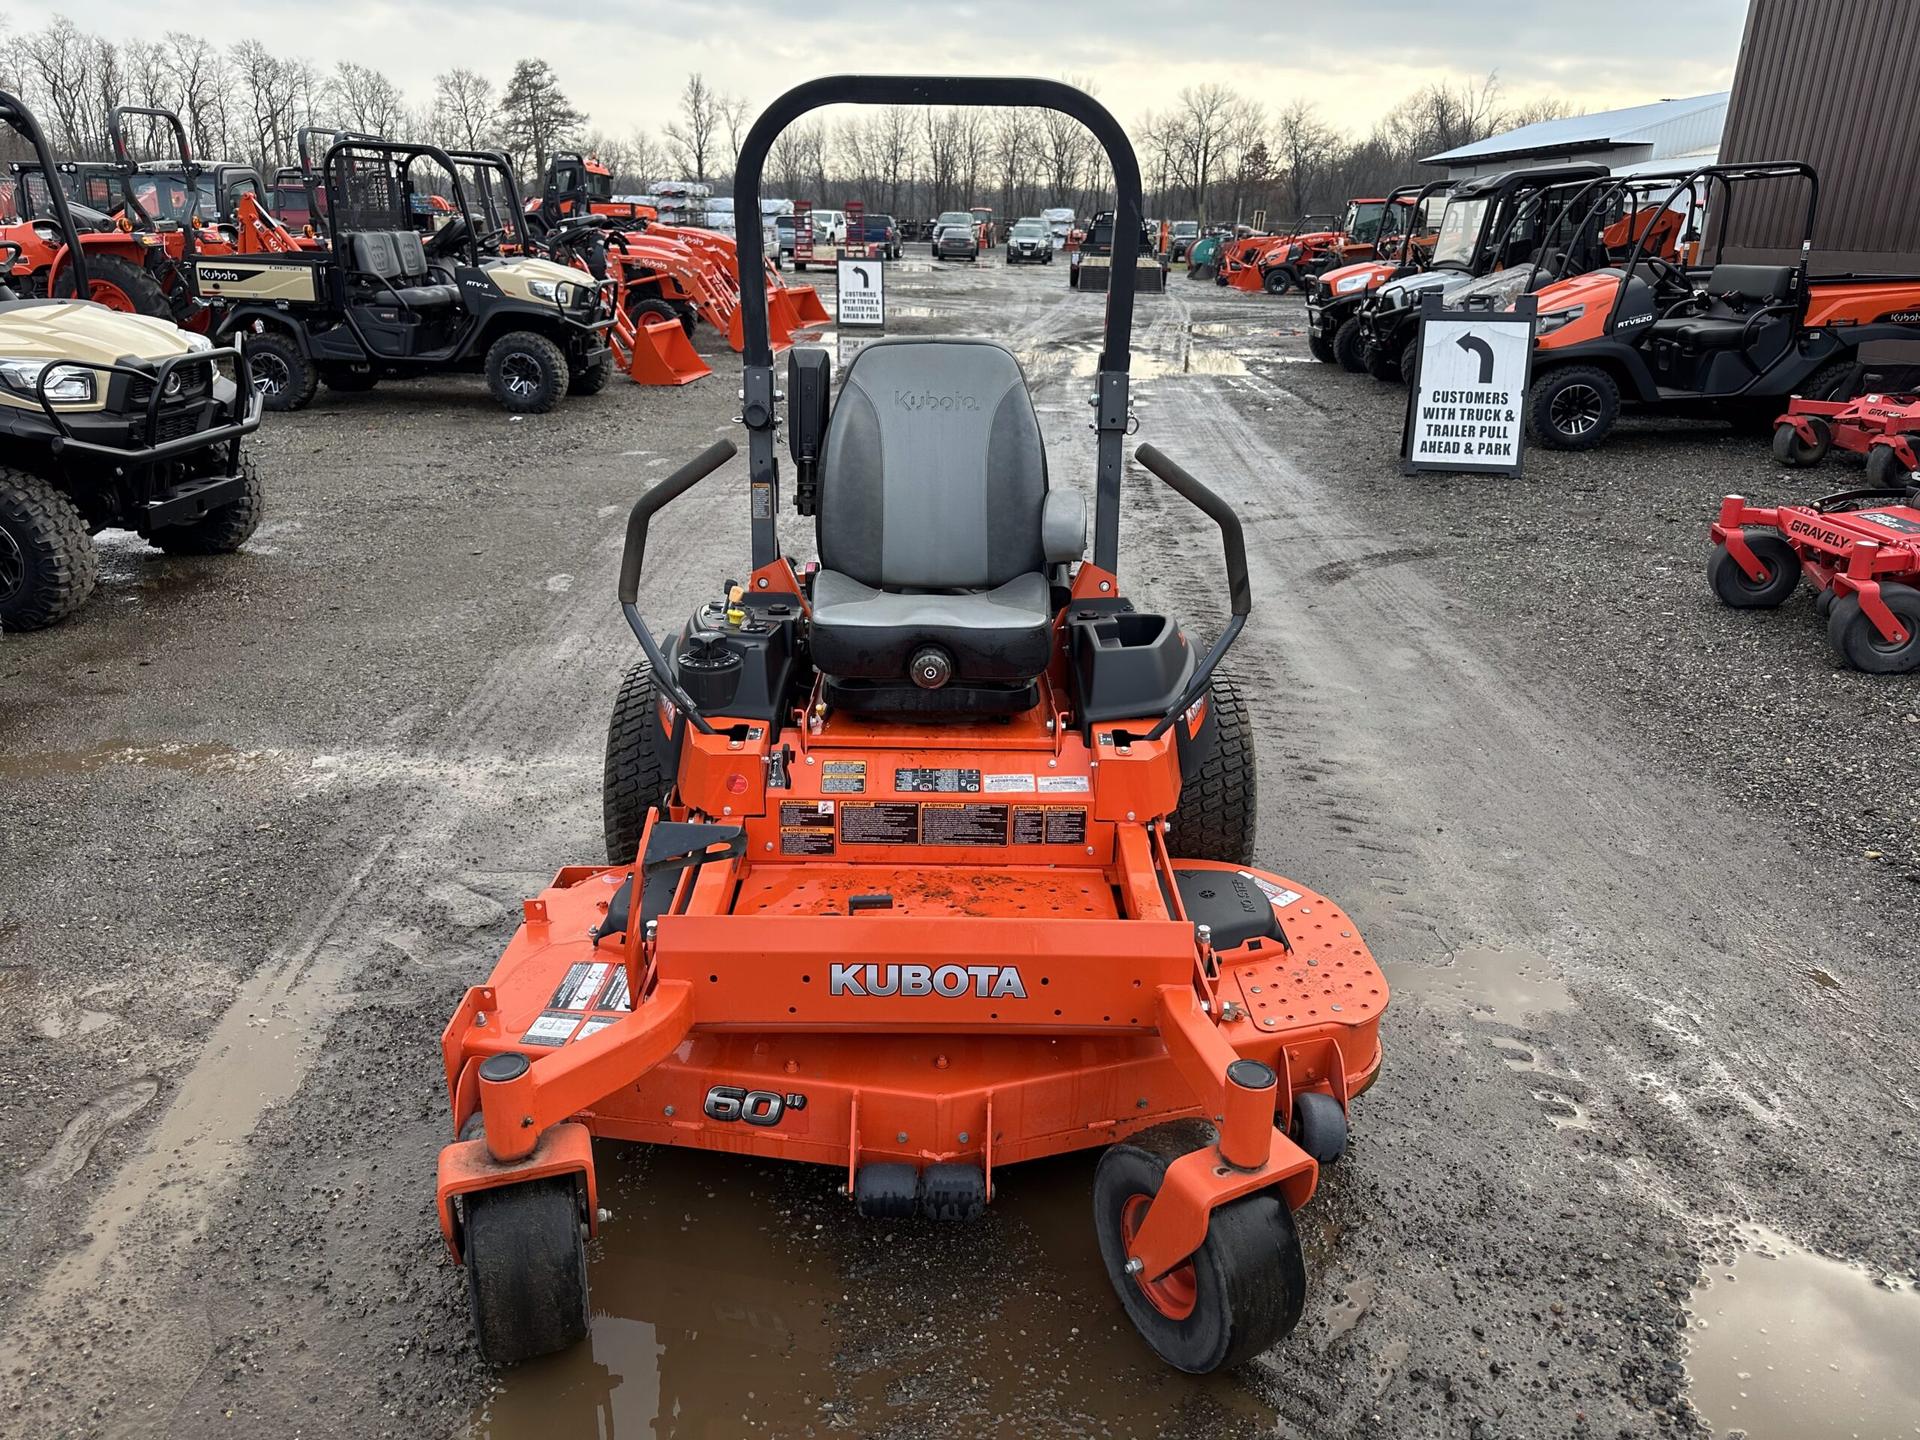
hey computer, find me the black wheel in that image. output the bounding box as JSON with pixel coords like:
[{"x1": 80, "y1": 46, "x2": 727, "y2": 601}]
[
  {"x1": 1307, "y1": 326, "x2": 1336, "y2": 364},
  {"x1": 853, "y1": 1162, "x2": 919, "y2": 1218},
  {"x1": 0, "y1": 468, "x2": 97, "y2": 631},
  {"x1": 1332, "y1": 315, "x2": 1369, "y2": 373},
  {"x1": 148, "y1": 452, "x2": 264, "y2": 556},
  {"x1": 320, "y1": 365, "x2": 379, "y2": 394},
  {"x1": 247, "y1": 330, "x2": 317, "y2": 412},
  {"x1": 567, "y1": 351, "x2": 613, "y2": 397},
  {"x1": 51, "y1": 252, "x2": 171, "y2": 319},
  {"x1": 1290, "y1": 1093, "x2": 1348, "y2": 1165},
  {"x1": 486, "y1": 330, "x2": 567, "y2": 414},
  {"x1": 1170, "y1": 669, "x2": 1256, "y2": 868},
  {"x1": 1261, "y1": 267, "x2": 1294, "y2": 296},
  {"x1": 1528, "y1": 365, "x2": 1619, "y2": 450},
  {"x1": 1827, "y1": 584, "x2": 1920, "y2": 674},
  {"x1": 1398, "y1": 337, "x2": 1420, "y2": 388},
  {"x1": 1364, "y1": 328, "x2": 1403, "y2": 382},
  {"x1": 1707, "y1": 527, "x2": 1801, "y2": 609},
  {"x1": 1865, "y1": 442, "x2": 1914, "y2": 488},
  {"x1": 1772, "y1": 419, "x2": 1831, "y2": 467},
  {"x1": 1094, "y1": 1120, "x2": 1308, "y2": 1374},
  {"x1": 626, "y1": 295, "x2": 695, "y2": 339},
  {"x1": 919, "y1": 1163, "x2": 986, "y2": 1221},
  {"x1": 603, "y1": 659, "x2": 672, "y2": 864},
  {"x1": 1816, "y1": 587, "x2": 1837, "y2": 619},
  {"x1": 1799, "y1": 358, "x2": 1861, "y2": 405},
  {"x1": 462, "y1": 1178, "x2": 589, "y2": 1366}
]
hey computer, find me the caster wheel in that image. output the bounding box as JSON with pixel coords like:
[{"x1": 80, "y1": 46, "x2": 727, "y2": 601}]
[
  {"x1": 1708, "y1": 528, "x2": 1801, "y2": 609},
  {"x1": 853, "y1": 1162, "x2": 919, "y2": 1218},
  {"x1": 1093, "y1": 1120, "x2": 1307, "y2": 1373},
  {"x1": 1772, "y1": 418, "x2": 1831, "y2": 467},
  {"x1": 1290, "y1": 1092, "x2": 1348, "y2": 1164},
  {"x1": 1865, "y1": 442, "x2": 1915, "y2": 488},
  {"x1": 921, "y1": 1162, "x2": 987, "y2": 1221},
  {"x1": 1816, "y1": 587, "x2": 1837, "y2": 619},
  {"x1": 1826, "y1": 583, "x2": 1920, "y2": 674},
  {"x1": 463, "y1": 1178, "x2": 590, "y2": 1365}
]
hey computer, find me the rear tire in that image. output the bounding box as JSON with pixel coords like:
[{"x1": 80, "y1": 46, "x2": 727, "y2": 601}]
[
  {"x1": 247, "y1": 330, "x2": 317, "y2": 412},
  {"x1": 1171, "y1": 670, "x2": 1256, "y2": 867},
  {"x1": 1799, "y1": 359, "x2": 1861, "y2": 405},
  {"x1": 1827, "y1": 584, "x2": 1920, "y2": 674},
  {"x1": 567, "y1": 352, "x2": 613, "y2": 397},
  {"x1": 0, "y1": 468, "x2": 97, "y2": 632},
  {"x1": 603, "y1": 659, "x2": 672, "y2": 864},
  {"x1": 148, "y1": 452, "x2": 264, "y2": 555},
  {"x1": 486, "y1": 330, "x2": 567, "y2": 414},
  {"x1": 1093, "y1": 1121, "x2": 1308, "y2": 1374},
  {"x1": 52, "y1": 253, "x2": 171, "y2": 320},
  {"x1": 1262, "y1": 267, "x2": 1293, "y2": 296},
  {"x1": 1528, "y1": 365, "x2": 1619, "y2": 450},
  {"x1": 463, "y1": 1178, "x2": 590, "y2": 1366},
  {"x1": 1332, "y1": 315, "x2": 1369, "y2": 373},
  {"x1": 1772, "y1": 418, "x2": 1831, "y2": 467}
]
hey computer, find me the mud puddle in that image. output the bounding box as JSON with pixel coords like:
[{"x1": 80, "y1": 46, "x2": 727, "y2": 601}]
[
  {"x1": 0, "y1": 739, "x2": 270, "y2": 779},
  {"x1": 475, "y1": 1146, "x2": 1280, "y2": 1439},
  {"x1": 1686, "y1": 1223, "x2": 1920, "y2": 1439},
  {"x1": 1384, "y1": 945, "x2": 1573, "y2": 1024},
  {"x1": 1074, "y1": 349, "x2": 1248, "y2": 379}
]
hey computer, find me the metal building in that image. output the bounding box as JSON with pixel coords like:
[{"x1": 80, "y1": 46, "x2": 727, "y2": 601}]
[{"x1": 1420, "y1": 94, "x2": 1727, "y2": 180}]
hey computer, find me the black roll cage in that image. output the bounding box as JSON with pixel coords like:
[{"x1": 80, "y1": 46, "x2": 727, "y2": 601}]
[
  {"x1": 107, "y1": 106, "x2": 200, "y2": 259},
  {"x1": 0, "y1": 90, "x2": 90, "y2": 293},
  {"x1": 320, "y1": 137, "x2": 478, "y2": 266}
]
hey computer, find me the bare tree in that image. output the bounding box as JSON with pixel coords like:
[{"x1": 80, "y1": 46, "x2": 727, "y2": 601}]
[
  {"x1": 432, "y1": 68, "x2": 497, "y2": 152},
  {"x1": 1273, "y1": 99, "x2": 1335, "y2": 221},
  {"x1": 717, "y1": 91, "x2": 751, "y2": 178},
  {"x1": 165, "y1": 31, "x2": 231, "y2": 158},
  {"x1": 664, "y1": 73, "x2": 718, "y2": 182}
]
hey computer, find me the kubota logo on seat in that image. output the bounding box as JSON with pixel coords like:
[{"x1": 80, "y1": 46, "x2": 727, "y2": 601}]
[
  {"x1": 893, "y1": 390, "x2": 980, "y2": 412},
  {"x1": 830, "y1": 962, "x2": 1026, "y2": 998}
]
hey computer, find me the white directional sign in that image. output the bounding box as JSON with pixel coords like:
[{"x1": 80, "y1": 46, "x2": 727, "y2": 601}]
[
  {"x1": 1402, "y1": 295, "x2": 1537, "y2": 477},
  {"x1": 836, "y1": 256, "x2": 886, "y2": 328}
]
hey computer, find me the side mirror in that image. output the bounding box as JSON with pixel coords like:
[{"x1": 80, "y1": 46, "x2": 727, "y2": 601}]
[{"x1": 787, "y1": 347, "x2": 831, "y2": 516}]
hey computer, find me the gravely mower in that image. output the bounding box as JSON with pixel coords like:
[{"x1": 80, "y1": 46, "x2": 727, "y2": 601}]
[
  {"x1": 1524, "y1": 162, "x2": 1920, "y2": 450},
  {"x1": 1305, "y1": 181, "x2": 1449, "y2": 368},
  {"x1": 435, "y1": 76, "x2": 1387, "y2": 1375},
  {"x1": 1773, "y1": 391, "x2": 1920, "y2": 486},
  {"x1": 0, "y1": 92, "x2": 263, "y2": 631},
  {"x1": 1710, "y1": 483, "x2": 1920, "y2": 673}
]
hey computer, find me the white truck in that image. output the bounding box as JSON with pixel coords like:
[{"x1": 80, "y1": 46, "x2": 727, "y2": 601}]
[{"x1": 1041, "y1": 206, "x2": 1076, "y2": 251}]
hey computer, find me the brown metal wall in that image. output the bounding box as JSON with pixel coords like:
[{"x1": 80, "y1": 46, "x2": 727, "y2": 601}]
[{"x1": 1718, "y1": 0, "x2": 1920, "y2": 272}]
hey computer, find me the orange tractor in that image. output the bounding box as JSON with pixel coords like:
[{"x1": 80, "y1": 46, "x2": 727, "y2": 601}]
[{"x1": 435, "y1": 74, "x2": 1387, "y2": 1376}]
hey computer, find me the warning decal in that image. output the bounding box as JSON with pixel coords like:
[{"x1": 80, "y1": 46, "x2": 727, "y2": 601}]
[
  {"x1": 1250, "y1": 875, "x2": 1304, "y2": 909},
  {"x1": 522, "y1": 1011, "x2": 581, "y2": 1047},
  {"x1": 1037, "y1": 774, "x2": 1090, "y2": 793},
  {"x1": 1013, "y1": 806, "x2": 1088, "y2": 845},
  {"x1": 983, "y1": 772, "x2": 1037, "y2": 793},
  {"x1": 781, "y1": 800, "x2": 837, "y2": 856},
  {"x1": 922, "y1": 803, "x2": 1009, "y2": 846},
  {"x1": 600, "y1": 969, "x2": 631, "y2": 1012},
  {"x1": 821, "y1": 760, "x2": 867, "y2": 793},
  {"x1": 895, "y1": 768, "x2": 982, "y2": 793},
  {"x1": 549, "y1": 961, "x2": 612, "y2": 1011},
  {"x1": 839, "y1": 801, "x2": 920, "y2": 845}
]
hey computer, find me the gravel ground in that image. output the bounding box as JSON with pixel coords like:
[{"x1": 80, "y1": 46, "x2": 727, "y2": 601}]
[{"x1": 0, "y1": 249, "x2": 1915, "y2": 1440}]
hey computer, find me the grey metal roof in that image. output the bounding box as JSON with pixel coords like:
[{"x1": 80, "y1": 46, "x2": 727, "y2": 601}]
[{"x1": 1421, "y1": 92, "x2": 1730, "y2": 166}]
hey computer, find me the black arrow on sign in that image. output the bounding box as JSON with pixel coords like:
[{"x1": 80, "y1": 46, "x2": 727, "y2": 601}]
[
  {"x1": 851, "y1": 265, "x2": 873, "y2": 289},
  {"x1": 1455, "y1": 332, "x2": 1495, "y2": 384}
]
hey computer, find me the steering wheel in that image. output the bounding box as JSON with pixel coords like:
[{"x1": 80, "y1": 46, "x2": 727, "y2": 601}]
[
  {"x1": 1638, "y1": 253, "x2": 1693, "y2": 295},
  {"x1": 424, "y1": 215, "x2": 471, "y2": 258},
  {"x1": 474, "y1": 225, "x2": 508, "y2": 255}
]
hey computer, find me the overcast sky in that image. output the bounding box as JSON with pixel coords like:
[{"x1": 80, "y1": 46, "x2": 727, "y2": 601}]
[{"x1": 50, "y1": 0, "x2": 1750, "y2": 138}]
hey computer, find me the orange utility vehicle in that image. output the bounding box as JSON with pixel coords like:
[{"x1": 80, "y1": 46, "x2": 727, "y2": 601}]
[
  {"x1": 1305, "y1": 181, "x2": 1449, "y2": 366},
  {"x1": 434, "y1": 75, "x2": 1388, "y2": 1376},
  {"x1": 1524, "y1": 161, "x2": 1920, "y2": 449}
]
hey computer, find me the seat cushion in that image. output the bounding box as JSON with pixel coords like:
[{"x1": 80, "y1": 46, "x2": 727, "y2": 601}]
[
  {"x1": 375, "y1": 283, "x2": 459, "y2": 308},
  {"x1": 810, "y1": 568, "x2": 1052, "y2": 683},
  {"x1": 1647, "y1": 315, "x2": 1751, "y2": 350}
]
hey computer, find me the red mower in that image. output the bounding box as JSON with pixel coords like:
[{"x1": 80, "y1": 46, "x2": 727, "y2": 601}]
[
  {"x1": 434, "y1": 75, "x2": 1389, "y2": 1376},
  {"x1": 1710, "y1": 486, "x2": 1920, "y2": 672},
  {"x1": 1773, "y1": 392, "x2": 1920, "y2": 488}
]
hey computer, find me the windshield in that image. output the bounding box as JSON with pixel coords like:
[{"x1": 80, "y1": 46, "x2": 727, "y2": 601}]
[
  {"x1": 775, "y1": 215, "x2": 795, "y2": 230},
  {"x1": 1172, "y1": 221, "x2": 1199, "y2": 237},
  {"x1": 131, "y1": 173, "x2": 219, "y2": 223},
  {"x1": 937, "y1": 212, "x2": 972, "y2": 227},
  {"x1": 585, "y1": 170, "x2": 612, "y2": 201},
  {"x1": 1012, "y1": 221, "x2": 1046, "y2": 238},
  {"x1": 1346, "y1": 201, "x2": 1387, "y2": 243},
  {"x1": 1430, "y1": 195, "x2": 1490, "y2": 269}
]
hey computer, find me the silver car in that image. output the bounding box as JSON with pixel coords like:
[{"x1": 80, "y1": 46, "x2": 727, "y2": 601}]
[{"x1": 933, "y1": 210, "x2": 979, "y2": 261}]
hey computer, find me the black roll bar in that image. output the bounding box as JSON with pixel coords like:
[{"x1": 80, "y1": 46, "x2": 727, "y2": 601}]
[
  {"x1": 731, "y1": 76, "x2": 1145, "y2": 574},
  {"x1": 108, "y1": 105, "x2": 199, "y2": 242},
  {"x1": 0, "y1": 91, "x2": 90, "y2": 293},
  {"x1": 320, "y1": 137, "x2": 479, "y2": 265}
]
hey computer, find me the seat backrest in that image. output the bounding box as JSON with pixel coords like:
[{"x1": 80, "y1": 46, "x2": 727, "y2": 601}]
[
  {"x1": 390, "y1": 230, "x2": 430, "y2": 281},
  {"x1": 1706, "y1": 263, "x2": 1795, "y2": 305},
  {"x1": 348, "y1": 231, "x2": 429, "y2": 283},
  {"x1": 817, "y1": 339, "x2": 1048, "y2": 590}
]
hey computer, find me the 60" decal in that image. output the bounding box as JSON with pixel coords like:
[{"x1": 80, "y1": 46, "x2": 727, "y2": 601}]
[{"x1": 703, "y1": 1085, "x2": 808, "y2": 1126}]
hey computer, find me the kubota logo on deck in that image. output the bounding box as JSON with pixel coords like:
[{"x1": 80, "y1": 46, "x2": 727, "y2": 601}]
[
  {"x1": 893, "y1": 390, "x2": 980, "y2": 412},
  {"x1": 830, "y1": 962, "x2": 1026, "y2": 998}
]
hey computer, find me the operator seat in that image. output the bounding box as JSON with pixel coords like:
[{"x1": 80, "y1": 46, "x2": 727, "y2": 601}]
[
  {"x1": 348, "y1": 231, "x2": 460, "y2": 309},
  {"x1": 809, "y1": 338, "x2": 1085, "y2": 712},
  {"x1": 1646, "y1": 264, "x2": 1797, "y2": 351}
]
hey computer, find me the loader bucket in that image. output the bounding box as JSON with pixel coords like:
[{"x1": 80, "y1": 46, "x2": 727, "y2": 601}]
[
  {"x1": 617, "y1": 313, "x2": 711, "y2": 385},
  {"x1": 730, "y1": 293, "x2": 793, "y2": 354},
  {"x1": 1225, "y1": 265, "x2": 1266, "y2": 294},
  {"x1": 785, "y1": 282, "x2": 832, "y2": 328}
]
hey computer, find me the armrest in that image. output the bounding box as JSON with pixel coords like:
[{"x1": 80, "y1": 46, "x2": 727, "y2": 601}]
[{"x1": 1042, "y1": 489, "x2": 1087, "y2": 563}]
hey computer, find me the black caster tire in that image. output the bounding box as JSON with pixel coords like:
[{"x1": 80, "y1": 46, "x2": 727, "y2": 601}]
[
  {"x1": 1827, "y1": 583, "x2": 1920, "y2": 674},
  {"x1": 1708, "y1": 528, "x2": 1801, "y2": 608},
  {"x1": 921, "y1": 1162, "x2": 987, "y2": 1221},
  {"x1": 1772, "y1": 419, "x2": 1831, "y2": 468},
  {"x1": 1527, "y1": 365, "x2": 1619, "y2": 450},
  {"x1": 602, "y1": 659, "x2": 672, "y2": 864},
  {"x1": 1290, "y1": 1092, "x2": 1348, "y2": 1164},
  {"x1": 463, "y1": 1178, "x2": 590, "y2": 1366},
  {"x1": 247, "y1": 329, "x2": 317, "y2": 412},
  {"x1": 486, "y1": 330, "x2": 568, "y2": 414},
  {"x1": 1816, "y1": 587, "x2": 1837, "y2": 619},
  {"x1": 853, "y1": 1162, "x2": 919, "y2": 1218},
  {"x1": 1094, "y1": 1121, "x2": 1307, "y2": 1373},
  {"x1": 1865, "y1": 442, "x2": 1913, "y2": 488}
]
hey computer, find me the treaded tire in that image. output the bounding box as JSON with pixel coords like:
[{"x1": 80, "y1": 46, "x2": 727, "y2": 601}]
[
  {"x1": 627, "y1": 295, "x2": 695, "y2": 339},
  {"x1": 602, "y1": 659, "x2": 672, "y2": 864},
  {"x1": 1798, "y1": 358, "x2": 1861, "y2": 405},
  {"x1": 247, "y1": 330, "x2": 317, "y2": 412},
  {"x1": 1528, "y1": 365, "x2": 1619, "y2": 450},
  {"x1": 462, "y1": 1178, "x2": 589, "y2": 1366},
  {"x1": 486, "y1": 330, "x2": 567, "y2": 414},
  {"x1": 1398, "y1": 336, "x2": 1420, "y2": 389},
  {"x1": 1332, "y1": 315, "x2": 1369, "y2": 373},
  {"x1": 1772, "y1": 419, "x2": 1830, "y2": 467},
  {"x1": 320, "y1": 366, "x2": 379, "y2": 393},
  {"x1": 52, "y1": 252, "x2": 171, "y2": 319},
  {"x1": 1826, "y1": 584, "x2": 1920, "y2": 674},
  {"x1": 1171, "y1": 670, "x2": 1256, "y2": 867},
  {"x1": 1262, "y1": 267, "x2": 1294, "y2": 296},
  {"x1": 0, "y1": 468, "x2": 97, "y2": 632},
  {"x1": 1093, "y1": 1120, "x2": 1308, "y2": 1373},
  {"x1": 568, "y1": 352, "x2": 613, "y2": 397},
  {"x1": 1364, "y1": 328, "x2": 1403, "y2": 382},
  {"x1": 1307, "y1": 326, "x2": 1336, "y2": 363},
  {"x1": 1707, "y1": 527, "x2": 1800, "y2": 609},
  {"x1": 149, "y1": 452, "x2": 264, "y2": 556}
]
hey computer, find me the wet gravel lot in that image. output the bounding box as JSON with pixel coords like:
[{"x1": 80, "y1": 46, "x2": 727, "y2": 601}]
[{"x1": 1, "y1": 250, "x2": 1916, "y2": 1440}]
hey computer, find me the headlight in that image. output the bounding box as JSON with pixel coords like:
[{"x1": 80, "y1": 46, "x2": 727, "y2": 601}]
[
  {"x1": 182, "y1": 331, "x2": 213, "y2": 352},
  {"x1": 1335, "y1": 273, "x2": 1370, "y2": 293},
  {"x1": 1538, "y1": 304, "x2": 1585, "y2": 335},
  {"x1": 0, "y1": 358, "x2": 95, "y2": 403},
  {"x1": 528, "y1": 278, "x2": 576, "y2": 304}
]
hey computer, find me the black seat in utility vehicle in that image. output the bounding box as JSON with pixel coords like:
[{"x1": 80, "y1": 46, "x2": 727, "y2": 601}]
[
  {"x1": 1646, "y1": 263, "x2": 1797, "y2": 351},
  {"x1": 348, "y1": 231, "x2": 459, "y2": 309},
  {"x1": 808, "y1": 338, "x2": 1085, "y2": 699}
]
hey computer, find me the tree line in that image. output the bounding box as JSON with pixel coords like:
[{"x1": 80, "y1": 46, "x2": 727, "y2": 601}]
[{"x1": 0, "y1": 17, "x2": 1568, "y2": 224}]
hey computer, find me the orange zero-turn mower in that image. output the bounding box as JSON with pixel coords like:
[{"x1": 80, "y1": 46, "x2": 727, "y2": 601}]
[{"x1": 435, "y1": 75, "x2": 1389, "y2": 1375}]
